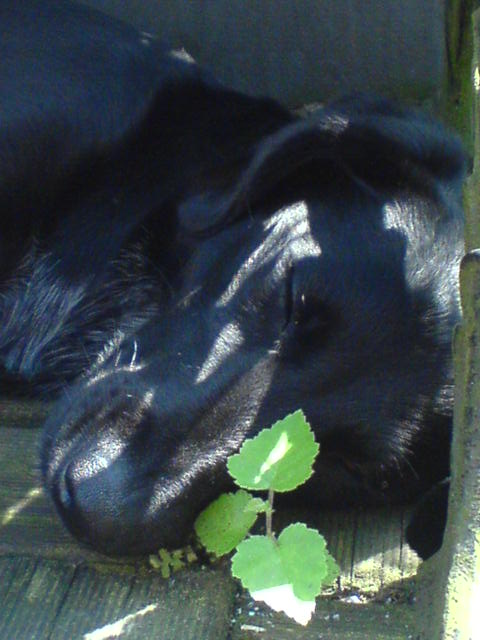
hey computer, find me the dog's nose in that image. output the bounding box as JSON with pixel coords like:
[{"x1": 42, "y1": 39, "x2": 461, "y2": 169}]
[
  {"x1": 46, "y1": 388, "x2": 199, "y2": 555},
  {"x1": 53, "y1": 450, "x2": 195, "y2": 555}
]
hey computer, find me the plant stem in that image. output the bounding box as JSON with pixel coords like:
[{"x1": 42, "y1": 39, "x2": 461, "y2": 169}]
[{"x1": 266, "y1": 488, "x2": 275, "y2": 539}]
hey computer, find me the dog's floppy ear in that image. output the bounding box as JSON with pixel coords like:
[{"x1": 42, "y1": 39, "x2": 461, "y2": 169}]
[
  {"x1": 178, "y1": 116, "x2": 338, "y2": 235},
  {"x1": 180, "y1": 98, "x2": 466, "y2": 236}
]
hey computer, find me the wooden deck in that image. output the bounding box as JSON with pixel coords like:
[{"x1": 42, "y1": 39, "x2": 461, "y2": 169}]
[{"x1": 0, "y1": 400, "x2": 421, "y2": 639}]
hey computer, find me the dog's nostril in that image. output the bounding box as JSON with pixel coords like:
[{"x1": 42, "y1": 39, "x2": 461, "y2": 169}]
[{"x1": 56, "y1": 465, "x2": 75, "y2": 511}]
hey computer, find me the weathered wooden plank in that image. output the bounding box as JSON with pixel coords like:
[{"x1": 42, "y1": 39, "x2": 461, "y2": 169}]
[
  {"x1": 231, "y1": 594, "x2": 416, "y2": 640},
  {"x1": 0, "y1": 556, "x2": 38, "y2": 609},
  {"x1": 0, "y1": 427, "x2": 83, "y2": 558},
  {"x1": 0, "y1": 557, "x2": 235, "y2": 640},
  {"x1": 0, "y1": 399, "x2": 50, "y2": 429},
  {"x1": 0, "y1": 557, "x2": 76, "y2": 639},
  {"x1": 349, "y1": 509, "x2": 414, "y2": 592}
]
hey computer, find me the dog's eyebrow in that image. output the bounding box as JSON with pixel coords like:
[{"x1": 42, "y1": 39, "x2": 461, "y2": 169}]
[{"x1": 216, "y1": 201, "x2": 321, "y2": 308}]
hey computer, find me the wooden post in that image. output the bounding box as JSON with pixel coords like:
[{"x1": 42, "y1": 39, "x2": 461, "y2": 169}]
[{"x1": 415, "y1": 9, "x2": 480, "y2": 639}]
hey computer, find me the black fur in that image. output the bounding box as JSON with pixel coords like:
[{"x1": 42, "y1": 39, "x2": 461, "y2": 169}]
[{"x1": 1, "y1": 1, "x2": 465, "y2": 557}]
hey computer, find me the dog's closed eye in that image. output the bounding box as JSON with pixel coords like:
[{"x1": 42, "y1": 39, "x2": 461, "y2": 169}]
[{"x1": 283, "y1": 265, "x2": 332, "y2": 343}]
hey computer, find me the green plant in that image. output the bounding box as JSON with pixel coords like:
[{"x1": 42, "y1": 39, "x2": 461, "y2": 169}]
[
  {"x1": 149, "y1": 545, "x2": 198, "y2": 578},
  {"x1": 194, "y1": 410, "x2": 339, "y2": 626}
]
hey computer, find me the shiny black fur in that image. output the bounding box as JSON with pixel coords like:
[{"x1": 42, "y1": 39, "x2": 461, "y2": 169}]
[{"x1": 1, "y1": 1, "x2": 465, "y2": 557}]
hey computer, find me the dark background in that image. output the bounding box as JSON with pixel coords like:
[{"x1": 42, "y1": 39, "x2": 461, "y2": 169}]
[{"x1": 79, "y1": 0, "x2": 446, "y2": 107}]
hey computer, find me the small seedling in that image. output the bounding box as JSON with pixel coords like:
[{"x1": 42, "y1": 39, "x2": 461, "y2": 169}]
[
  {"x1": 149, "y1": 545, "x2": 198, "y2": 578},
  {"x1": 194, "y1": 410, "x2": 339, "y2": 626}
]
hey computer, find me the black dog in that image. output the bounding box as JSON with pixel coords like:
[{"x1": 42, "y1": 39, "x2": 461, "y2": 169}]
[{"x1": 1, "y1": 1, "x2": 465, "y2": 558}]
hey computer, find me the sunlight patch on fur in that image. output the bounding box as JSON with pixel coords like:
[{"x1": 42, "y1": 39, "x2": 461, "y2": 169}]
[
  {"x1": 147, "y1": 358, "x2": 279, "y2": 518},
  {"x1": 69, "y1": 438, "x2": 128, "y2": 482},
  {"x1": 195, "y1": 321, "x2": 244, "y2": 383},
  {"x1": 217, "y1": 201, "x2": 320, "y2": 308},
  {"x1": 69, "y1": 389, "x2": 155, "y2": 482}
]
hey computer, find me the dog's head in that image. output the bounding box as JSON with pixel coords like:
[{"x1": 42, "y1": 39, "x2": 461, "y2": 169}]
[{"x1": 41, "y1": 99, "x2": 465, "y2": 555}]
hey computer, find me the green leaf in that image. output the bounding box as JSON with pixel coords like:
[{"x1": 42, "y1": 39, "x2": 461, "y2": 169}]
[
  {"x1": 156, "y1": 549, "x2": 173, "y2": 578},
  {"x1": 277, "y1": 523, "x2": 339, "y2": 600},
  {"x1": 194, "y1": 490, "x2": 260, "y2": 556},
  {"x1": 150, "y1": 545, "x2": 198, "y2": 577},
  {"x1": 244, "y1": 497, "x2": 269, "y2": 513},
  {"x1": 231, "y1": 535, "x2": 289, "y2": 590},
  {"x1": 231, "y1": 535, "x2": 316, "y2": 625},
  {"x1": 231, "y1": 525, "x2": 339, "y2": 625},
  {"x1": 324, "y1": 551, "x2": 340, "y2": 586},
  {"x1": 170, "y1": 549, "x2": 186, "y2": 573},
  {"x1": 148, "y1": 554, "x2": 162, "y2": 571},
  {"x1": 227, "y1": 410, "x2": 319, "y2": 492}
]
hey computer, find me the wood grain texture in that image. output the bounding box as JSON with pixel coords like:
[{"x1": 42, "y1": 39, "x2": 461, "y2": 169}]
[
  {"x1": 0, "y1": 557, "x2": 235, "y2": 640},
  {"x1": 231, "y1": 594, "x2": 417, "y2": 640}
]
